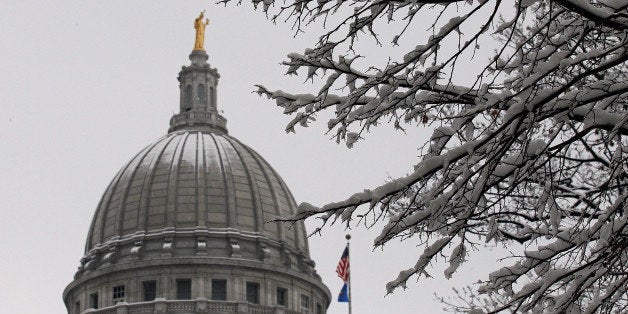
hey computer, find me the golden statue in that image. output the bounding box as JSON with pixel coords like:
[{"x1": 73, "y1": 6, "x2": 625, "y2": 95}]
[{"x1": 194, "y1": 11, "x2": 209, "y2": 51}]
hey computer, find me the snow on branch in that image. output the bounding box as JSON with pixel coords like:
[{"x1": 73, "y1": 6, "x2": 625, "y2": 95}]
[{"x1": 224, "y1": 0, "x2": 628, "y2": 312}]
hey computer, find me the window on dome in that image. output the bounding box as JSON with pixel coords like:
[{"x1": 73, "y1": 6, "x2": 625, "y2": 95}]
[
  {"x1": 112, "y1": 285, "x2": 125, "y2": 304},
  {"x1": 211, "y1": 279, "x2": 227, "y2": 301},
  {"x1": 185, "y1": 85, "x2": 193, "y2": 109},
  {"x1": 300, "y1": 294, "x2": 310, "y2": 313},
  {"x1": 209, "y1": 86, "x2": 214, "y2": 107},
  {"x1": 276, "y1": 287, "x2": 288, "y2": 306},
  {"x1": 198, "y1": 84, "x2": 206, "y2": 104},
  {"x1": 143, "y1": 280, "x2": 157, "y2": 301},
  {"x1": 316, "y1": 303, "x2": 323, "y2": 314},
  {"x1": 246, "y1": 282, "x2": 259, "y2": 304},
  {"x1": 74, "y1": 301, "x2": 80, "y2": 314},
  {"x1": 176, "y1": 279, "x2": 192, "y2": 300},
  {"x1": 89, "y1": 292, "x2": 98, "y2": 309}
]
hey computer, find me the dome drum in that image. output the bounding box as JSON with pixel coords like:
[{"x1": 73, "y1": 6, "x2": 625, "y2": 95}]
[{"x1": 65, "y1": 261, "x2": 329, "y2": 314}]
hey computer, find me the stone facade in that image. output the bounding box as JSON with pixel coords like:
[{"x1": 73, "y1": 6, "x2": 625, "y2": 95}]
[{"x1": 63, "y1": 50, "x2": 330, "y2": 314}]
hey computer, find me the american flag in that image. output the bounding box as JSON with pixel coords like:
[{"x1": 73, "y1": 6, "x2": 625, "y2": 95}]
[{"x1": 336, "y1": 246, "x2": 349, "y2": 282}]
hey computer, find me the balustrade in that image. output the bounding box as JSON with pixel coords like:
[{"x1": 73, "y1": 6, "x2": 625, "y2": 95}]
[{"x1": 83, "y1": 299, "x2": 295, "y2": 314}]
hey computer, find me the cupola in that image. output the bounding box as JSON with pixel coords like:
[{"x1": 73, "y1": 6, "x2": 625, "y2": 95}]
[{"x1": 168, "y1": 49, "x2": 227, "y2": 134}]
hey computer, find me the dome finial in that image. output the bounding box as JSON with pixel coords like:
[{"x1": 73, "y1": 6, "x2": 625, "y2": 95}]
[{"x1": 193, "y1": 11, "x2": 209, "y2": 52}]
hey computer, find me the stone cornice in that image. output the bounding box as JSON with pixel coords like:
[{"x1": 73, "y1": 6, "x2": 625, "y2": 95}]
[{"x1": 83, "y1": 226, "x2": 284, "y2": 260}]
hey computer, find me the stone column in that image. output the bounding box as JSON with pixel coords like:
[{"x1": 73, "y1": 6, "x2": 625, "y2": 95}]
[
  {"x1": 115, "y1": 302, "x2": 128, "y2": 314},
  {"x1": 195, "y1": 297, "x2": 208, "y2": 312},
  {"x1": 154, "y1": 298, "x2": 167, "y2": 314},
  {"x1": 237, "y1": 301, "x2": 249, "y2": 314}
]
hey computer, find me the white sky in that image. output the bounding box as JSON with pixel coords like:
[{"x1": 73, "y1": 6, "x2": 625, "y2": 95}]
[{"x1": 0, "y1": 1, "x2": 507, "y2": 313}]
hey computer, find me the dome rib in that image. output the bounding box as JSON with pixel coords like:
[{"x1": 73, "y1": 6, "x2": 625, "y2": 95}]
[
  {"x1": 226, "y1": 137, "x2": 263, "y2": 233},
  {"x1": 212, "y1": 133, "x2": 237, "y2": 228},
  {"x1": 204, "y1": 133, "x2": 229, "y2": 228},
  {"x1": 196, "y1": 132, "x2": 207, "y2": 228},
  {"x1": 88, "y1": 150, "x2": 138, "y2": 248},
  {"x1": 236, "y1": 140, "x2": 285, "y2": 243},
  {"x1": 145, "y1": 134, "x2": 180, "y2": 231},
  {"x1": 223, "y1": 136, "x2": 259, "y2": 233},
  {"x1": 114, "y1": 139, "x2": 157, "y2": 238},
  {"x1": 131, "y1": 135, "x2": 171, "y2": 233},
  {"x1": 85, "y1": 166, "x2": 124, "y2": 252},
  {"x1": 136, "y1": 134, "x2": 175, "y2": 233},
  {"x1": 266, "y1": 150, "x2": 310, "y2": 254},
  {"x1": 175, "y1": 133, "x2": 199, "y2": 228},
  {"x1": 165, "y1": 132, "x2": 188, "y2": 229}
]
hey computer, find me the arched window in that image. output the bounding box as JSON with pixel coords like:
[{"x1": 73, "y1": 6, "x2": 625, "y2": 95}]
[
  {"x1": 198, "y1": 84, "x2": 206, "y2": 104},
  {"x1": 209, "y1": 86, "x2": 215, "y2": 107},
  {"x1": 185, "y1": 85, "x2": 193, "y2": 109}
]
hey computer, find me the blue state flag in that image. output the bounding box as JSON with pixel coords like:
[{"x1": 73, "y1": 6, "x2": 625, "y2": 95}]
[{"x1": 338, "y1": 283, "x2": 350, "y2": 302}]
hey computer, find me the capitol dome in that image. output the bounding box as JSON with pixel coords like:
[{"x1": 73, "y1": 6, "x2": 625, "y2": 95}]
[
  {"x1": 84, "y1": 130, "x2": 310, "y2": 257},
  {"x1": 63, "y1": 24, "x2": 330, "y2": 314}
]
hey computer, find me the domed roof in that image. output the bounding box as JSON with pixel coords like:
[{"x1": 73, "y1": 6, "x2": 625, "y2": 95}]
[
  {"x1": 85, "y1": 130, "x2": 309, "y2": 255},
  {"x1": 65, "y1": 29, "x2": 329, "y2": 314}
]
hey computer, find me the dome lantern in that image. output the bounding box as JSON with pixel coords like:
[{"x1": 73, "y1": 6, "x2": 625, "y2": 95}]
[{"x1": 168, "y1": 14, "x2": 226, "y2": 134}]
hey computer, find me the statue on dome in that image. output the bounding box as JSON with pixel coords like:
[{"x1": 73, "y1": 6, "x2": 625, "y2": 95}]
[{"x1": 193, "y1": 11, "x2": 209, "y2": 51}]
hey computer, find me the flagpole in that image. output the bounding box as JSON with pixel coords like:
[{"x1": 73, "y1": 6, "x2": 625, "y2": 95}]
[{"x1": 346, "y1": 234, "x2": 352, "y2": 314}]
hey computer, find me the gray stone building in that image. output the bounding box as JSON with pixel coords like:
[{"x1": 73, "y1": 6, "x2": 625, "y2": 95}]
[{"x1": 63, "y1": 45, "x2": 331, "y2": 313}]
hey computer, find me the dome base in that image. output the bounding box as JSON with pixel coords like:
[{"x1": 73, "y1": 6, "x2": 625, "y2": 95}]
[{"x1": 64, "y1": 258, "x2": 330, "y2": 314}]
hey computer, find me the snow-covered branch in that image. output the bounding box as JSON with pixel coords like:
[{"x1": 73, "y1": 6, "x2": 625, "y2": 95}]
[
  {"x1": 223, "y1": 0, "x2": 628, "y2": 311},
  {"x1": 554, "y1": 0, "x2": 628, "y2": 31}
]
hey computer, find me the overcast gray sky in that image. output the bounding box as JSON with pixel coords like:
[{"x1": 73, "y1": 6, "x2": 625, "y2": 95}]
[{"x1": 0, "y1": 1, "x2": 506, "y2": 313}]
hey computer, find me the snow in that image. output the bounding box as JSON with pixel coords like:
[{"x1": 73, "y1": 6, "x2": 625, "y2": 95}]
[
  {"x1": 234, "y1": 0, "x2": 628, "y2": 311},
  {"x1": 444, "y1": 242, "x2": 467, "y2": 279}
]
